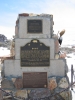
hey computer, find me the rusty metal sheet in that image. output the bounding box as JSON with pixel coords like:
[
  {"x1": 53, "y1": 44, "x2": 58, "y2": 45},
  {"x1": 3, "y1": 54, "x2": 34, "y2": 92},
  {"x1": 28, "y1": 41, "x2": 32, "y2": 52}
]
[{"x1": 23, "y1": 72, "x2": 47, "y2": 88}]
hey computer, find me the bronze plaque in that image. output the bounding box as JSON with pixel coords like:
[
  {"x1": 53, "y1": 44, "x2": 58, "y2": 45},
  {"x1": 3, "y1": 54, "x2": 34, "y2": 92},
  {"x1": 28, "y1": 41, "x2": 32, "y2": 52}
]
[
  {"x1": 23, "y1": 72, "x2": 47, "y2": 88},
  {"x1": 27, "y1": 20, "x2": 42, "y2": 33},
  {"x1": 20, "y1": 39, "x2": 50, "y2": 67}
]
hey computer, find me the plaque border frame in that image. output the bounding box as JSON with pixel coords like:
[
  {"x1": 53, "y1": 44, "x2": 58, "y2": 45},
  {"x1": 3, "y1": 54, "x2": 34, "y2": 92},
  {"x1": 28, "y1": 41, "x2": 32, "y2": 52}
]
[
  {"x1": 23, "y1": 72, "x2": 48, "y2": 88},
  {"x1": 27, "y1": 19, "x2": 43, "y2": 34},
  {"x1": 20, "y1": 39, "x2": 50, "y2": 67}
]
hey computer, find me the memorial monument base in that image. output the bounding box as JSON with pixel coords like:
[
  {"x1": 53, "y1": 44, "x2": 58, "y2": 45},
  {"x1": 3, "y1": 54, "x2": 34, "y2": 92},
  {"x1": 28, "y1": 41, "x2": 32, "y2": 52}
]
[{"x1": 1, "y1": 13, "x2": 72, "y2": 99}]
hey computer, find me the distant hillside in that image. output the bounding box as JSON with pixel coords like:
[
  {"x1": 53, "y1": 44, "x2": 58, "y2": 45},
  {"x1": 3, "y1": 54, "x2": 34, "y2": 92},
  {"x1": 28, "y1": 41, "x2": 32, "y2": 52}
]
[
  {"x1": 0, "y1": 34, "x2": 7, "y2": 42},
  {"x1": 0, "y1": 34, "x2": 11, "y2": 48}
]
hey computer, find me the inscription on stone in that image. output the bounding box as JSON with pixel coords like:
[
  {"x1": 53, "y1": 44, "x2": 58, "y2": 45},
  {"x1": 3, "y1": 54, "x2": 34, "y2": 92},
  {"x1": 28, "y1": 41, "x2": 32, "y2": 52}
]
[
  {"x1": 23, "y1": 72, "x2": 47, "y2": 88},
  {"x1": 20, "y1": 39, "x2": 50, "y2": 66},
  {"x1": 27, "y1": 20, "x2": 42, "y2": 33}
]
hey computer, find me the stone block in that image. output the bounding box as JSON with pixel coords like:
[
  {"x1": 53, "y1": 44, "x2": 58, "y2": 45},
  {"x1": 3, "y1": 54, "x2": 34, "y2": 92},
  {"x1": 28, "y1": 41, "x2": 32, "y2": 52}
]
[
  {"x1": 1, "y1": 78, "x2": 15, "y2": 89},
  {"x1": 60, "y1": 91, "x2": 72, "y2": 100},
  {"x1": 4, "y1": 59, "x2": 66, "y2": 77},
  {"x1": 58, "y1": 77, "x2": 69, "y2": 88},
  {"x1": 15, "y1": 90, "x2": 28, "y2": 99},
  {"x1": 19, "y1": 13, "x2": 29, "y2": 17},
  {"x1": 48, "y1": 77, "x2": 57, "y2": 91},
  {"x1": 54, "y1": 39, "x2": 59, "y2": 53},
  {"x1": 29, "y1": 89, "x2": 51, "y2": 99},
  {"x1": 0, "y1": 90, "x2": 3, "y2": 100},
  {"x1": 14, "y1": 78, "x2": 23, "y2": 89},
  {"x1": 18, "y1": 16, "x2": 52, "y2": 38}
]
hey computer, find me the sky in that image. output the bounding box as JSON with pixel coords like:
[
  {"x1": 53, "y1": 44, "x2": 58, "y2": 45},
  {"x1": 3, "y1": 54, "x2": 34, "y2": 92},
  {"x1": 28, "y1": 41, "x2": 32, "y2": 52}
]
[{"x1": 0, "y1": 0, "x2": 75, "y2": 40}]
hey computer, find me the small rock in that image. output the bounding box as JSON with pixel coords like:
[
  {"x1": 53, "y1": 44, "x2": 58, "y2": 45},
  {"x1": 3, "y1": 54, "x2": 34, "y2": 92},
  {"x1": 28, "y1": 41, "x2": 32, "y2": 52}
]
[
  {"x1": 14, "y1": 78, "x2": 23, "y2": 89},
  {"x1": 3, "y1": 96, "x2": 12, "y2": 100},
  {"x1": 49, "y1": 96, "x2": 64, "y2": 100},
  {"x1": 58, "y1": 77, "x2": 69, "y2": 88},
  {"x1": 12, "y1": 78, "x2": 16, "y2": 83},
  {"x1": 60, "y1": 91, "x2": 72, "y2": 100},
  {"x1": 29, "y1": 89, "x2": 51, "y2": 99},
  {"x1": 15, "y1": 90, "x2": 28, "y2": 99},
  {"x1": 48, "y1": 77, "x2": 57, "y2": 91},
  {"x1": 1, "y1": 78, "x2": 15, "y2": 89}
]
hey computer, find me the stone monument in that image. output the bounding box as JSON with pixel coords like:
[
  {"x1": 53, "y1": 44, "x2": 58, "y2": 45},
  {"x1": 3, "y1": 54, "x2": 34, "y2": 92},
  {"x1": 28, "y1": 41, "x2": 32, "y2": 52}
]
[{"x1": 1, "y1": 13, "x2": 72, "y2": 100}]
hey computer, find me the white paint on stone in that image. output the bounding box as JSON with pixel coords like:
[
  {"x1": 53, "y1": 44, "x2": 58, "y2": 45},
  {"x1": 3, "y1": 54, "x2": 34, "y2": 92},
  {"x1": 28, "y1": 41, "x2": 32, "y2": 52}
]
[
  {"x1": 4, "y1": 59, "x2": 66, "y2": 77},
  {"x1": 18, "y1": 16, "x2": 52, "y2": 38}
]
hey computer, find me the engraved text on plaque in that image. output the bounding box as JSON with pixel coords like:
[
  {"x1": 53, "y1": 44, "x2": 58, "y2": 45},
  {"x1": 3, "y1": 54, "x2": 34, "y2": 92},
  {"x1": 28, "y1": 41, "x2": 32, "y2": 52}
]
[{"x1": 20, "y1": 39, "x2": 50, "y2": 66}]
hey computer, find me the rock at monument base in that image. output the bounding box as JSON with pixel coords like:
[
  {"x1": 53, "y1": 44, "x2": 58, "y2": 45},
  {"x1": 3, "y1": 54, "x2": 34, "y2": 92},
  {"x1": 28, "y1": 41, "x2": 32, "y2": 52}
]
[
  {"x1": 1, "y1": 78, "x2": 15, "y2": 89},
  {"x1": 47, "y1": 76, "x2": 72, "y2": 100},
  {"x1": 14, "y1": 78, "x2": 23, "y2": 89},
  {"x1": 3, "y1": 96, "x2": 12, "y2": 100},
  {"x1": 60, "y1": 91, "x2": 72, "y2": 100},
  {"x1": 1, "y1": 13, "x2": 72, "y2": 100},
  {"x1": 48, "y1": 77, "x2": 57, "y2": 91},
  {"x1": 15, "y1": 90, "x2": 28, "y2": 99},
  {"x1": 29, "y1": 89, "x2": 51, "y2": 99},
  {"x1": 0, "y1": 90, "x2": 3, "y2": 100},
  {"x1": 50, "y1": 94, "x2": 66, "y2": 100},
  {"x1": 29, "y1": 88, "x2": 69, "y2": 100},
  {"x1": 58, "y1": 77, "x2": 69, "y2": 88}
]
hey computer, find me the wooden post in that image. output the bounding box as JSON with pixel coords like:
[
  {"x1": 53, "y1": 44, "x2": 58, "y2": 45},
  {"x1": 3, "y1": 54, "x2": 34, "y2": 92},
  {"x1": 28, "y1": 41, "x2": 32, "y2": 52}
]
[
  {"x1": 0, "y1": 90, "x2": 3, "y2": 100},
  {"x1": 71, "y1": 64, "x2": 74, "y2": 90}
]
